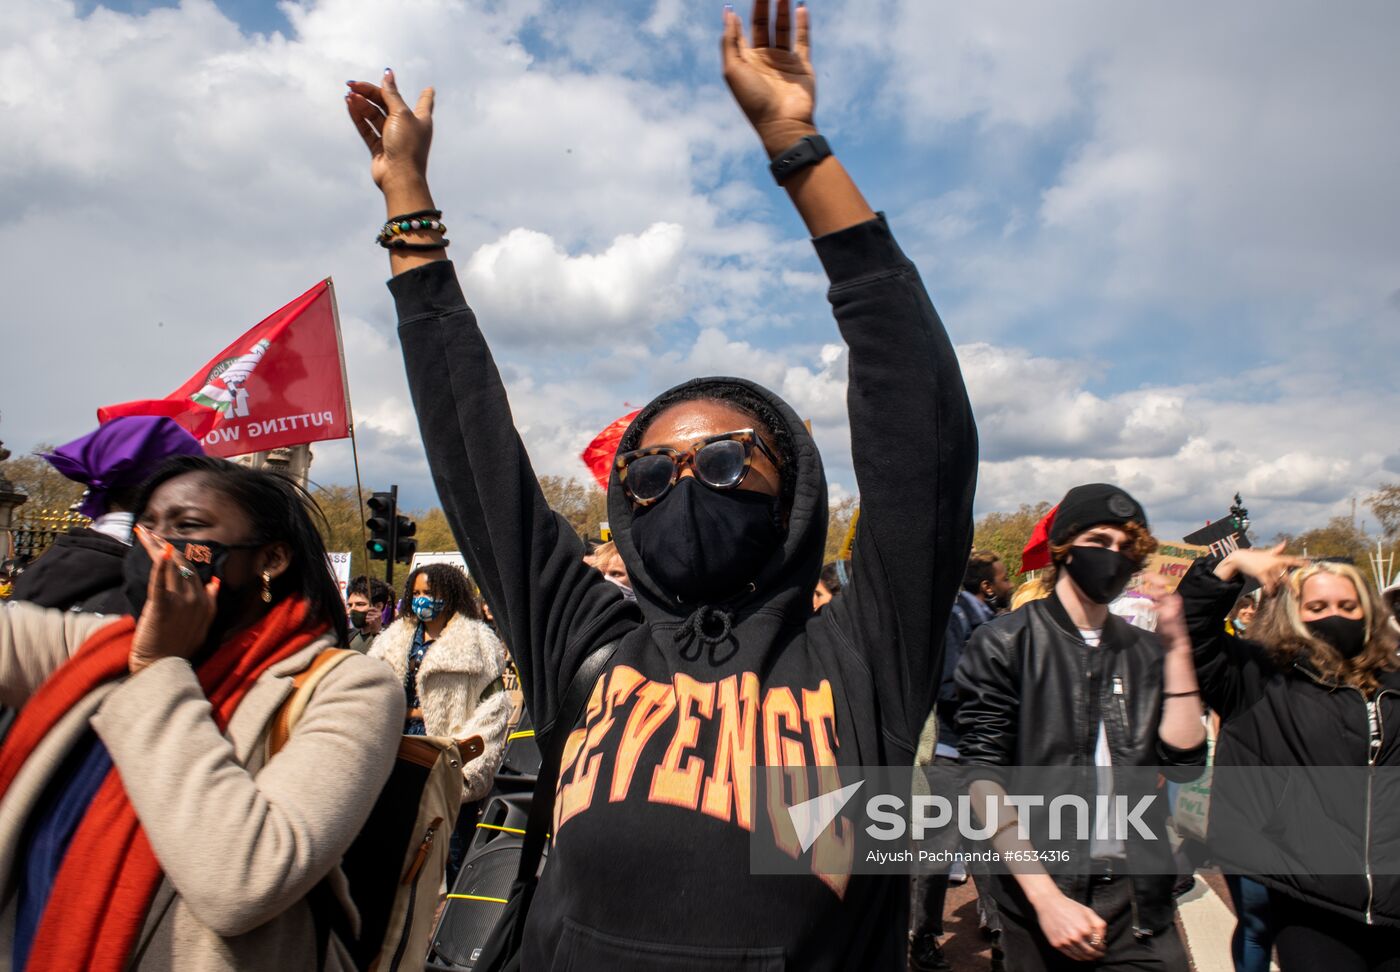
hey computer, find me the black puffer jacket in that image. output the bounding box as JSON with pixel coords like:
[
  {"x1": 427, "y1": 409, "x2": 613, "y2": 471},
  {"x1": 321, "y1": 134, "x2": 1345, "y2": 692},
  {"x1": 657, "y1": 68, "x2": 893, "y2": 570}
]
[
  {"x1": 955, "y1": 593, "x2": 1207, "y2": 935},
  {"x1": 1178, "y1": 558, "x2": 1400, "y2": 929},
  {"x1": 11, "y1": 528, "x2": 130, "y2": 616}
]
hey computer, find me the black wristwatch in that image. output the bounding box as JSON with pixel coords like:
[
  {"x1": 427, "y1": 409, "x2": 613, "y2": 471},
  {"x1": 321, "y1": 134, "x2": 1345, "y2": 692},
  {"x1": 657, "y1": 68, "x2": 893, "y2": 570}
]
[{"x1": 769, "y1": 134, "x2": 832, "y2": 185}]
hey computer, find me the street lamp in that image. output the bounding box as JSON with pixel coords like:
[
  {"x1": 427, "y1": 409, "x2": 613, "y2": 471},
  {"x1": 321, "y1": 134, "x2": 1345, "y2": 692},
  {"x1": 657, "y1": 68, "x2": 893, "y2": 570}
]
[
  {"x1": 1229, "y1": 492, "x2": 1251, "y2": 538},
  {"x1": 0, "y1": 438, "x2": 30, "y2": 538}
]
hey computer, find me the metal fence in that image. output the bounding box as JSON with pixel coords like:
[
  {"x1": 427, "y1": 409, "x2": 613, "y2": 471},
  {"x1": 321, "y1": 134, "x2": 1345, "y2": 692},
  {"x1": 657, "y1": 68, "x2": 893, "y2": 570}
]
[{"x1": 7, "y1": 509, "x2": 90, "y2": 564}]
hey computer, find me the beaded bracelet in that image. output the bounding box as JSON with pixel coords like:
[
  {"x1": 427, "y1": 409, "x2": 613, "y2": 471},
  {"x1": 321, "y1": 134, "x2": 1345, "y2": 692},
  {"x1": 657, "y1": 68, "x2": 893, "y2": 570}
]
[{"x1": 377, "y1": 217, "x2": 448, "y2": 246}]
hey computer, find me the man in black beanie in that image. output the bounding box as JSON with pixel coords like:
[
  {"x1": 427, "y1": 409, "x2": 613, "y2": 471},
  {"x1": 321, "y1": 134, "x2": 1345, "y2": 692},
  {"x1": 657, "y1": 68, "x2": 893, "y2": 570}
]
[{"x1": 954, "y1": 484, "x2": 1207, "y2": 970}]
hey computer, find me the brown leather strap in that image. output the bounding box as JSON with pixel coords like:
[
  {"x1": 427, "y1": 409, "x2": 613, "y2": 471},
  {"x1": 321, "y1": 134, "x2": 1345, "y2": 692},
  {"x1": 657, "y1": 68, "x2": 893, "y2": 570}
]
[{"x1": 267, "y1": 648, "x2": 356, "y2": 758}]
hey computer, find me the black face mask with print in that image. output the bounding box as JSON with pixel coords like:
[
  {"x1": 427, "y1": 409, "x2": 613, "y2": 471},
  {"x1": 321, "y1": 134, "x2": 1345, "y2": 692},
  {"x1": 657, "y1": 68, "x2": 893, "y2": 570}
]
[
  {"x1": 1063, "y1": 545, "x2": 1138, "y2": 605},
  {"x1": 123, "y1": 536, "x2": 261, "y2": 625}
]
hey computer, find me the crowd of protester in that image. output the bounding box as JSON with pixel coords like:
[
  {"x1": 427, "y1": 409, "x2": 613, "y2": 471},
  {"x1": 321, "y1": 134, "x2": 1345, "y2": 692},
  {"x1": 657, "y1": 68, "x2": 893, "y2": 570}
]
[{"x1": 1, "y1": 3, "x2": 1398, "y2": 970}]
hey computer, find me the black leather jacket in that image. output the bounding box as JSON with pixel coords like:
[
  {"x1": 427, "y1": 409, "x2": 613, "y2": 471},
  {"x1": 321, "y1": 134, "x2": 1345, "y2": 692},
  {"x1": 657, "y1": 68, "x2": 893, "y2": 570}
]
[{"x1": 954, "y1": 593, "x2": 1207, "y2": 934}]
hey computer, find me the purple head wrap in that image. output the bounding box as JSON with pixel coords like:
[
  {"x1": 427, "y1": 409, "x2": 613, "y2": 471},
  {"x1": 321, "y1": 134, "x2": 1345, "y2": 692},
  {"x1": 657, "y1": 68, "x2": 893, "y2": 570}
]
[{"x1": 44, "y1": 417, "x2": 205, "y2": 518}]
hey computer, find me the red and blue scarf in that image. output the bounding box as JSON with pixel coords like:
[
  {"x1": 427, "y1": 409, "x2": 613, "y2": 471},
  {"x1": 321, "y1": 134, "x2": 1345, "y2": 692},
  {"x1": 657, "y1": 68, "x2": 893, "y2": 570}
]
[{"x1": 0, "y1": 597, "x2": 325, "y2": 971}]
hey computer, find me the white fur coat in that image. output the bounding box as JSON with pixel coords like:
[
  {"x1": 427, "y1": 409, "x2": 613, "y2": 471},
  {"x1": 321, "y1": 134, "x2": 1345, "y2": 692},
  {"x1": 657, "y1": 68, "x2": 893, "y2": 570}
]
[{"x1": 369, "y1": 614, "x2": 511, "y2": 801}]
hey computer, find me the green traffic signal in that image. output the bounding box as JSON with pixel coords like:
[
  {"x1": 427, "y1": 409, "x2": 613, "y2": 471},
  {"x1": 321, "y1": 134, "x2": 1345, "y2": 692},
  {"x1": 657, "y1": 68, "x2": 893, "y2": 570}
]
[{"x1": 366, "y1": 490, "x2": 396, "y2": 561}]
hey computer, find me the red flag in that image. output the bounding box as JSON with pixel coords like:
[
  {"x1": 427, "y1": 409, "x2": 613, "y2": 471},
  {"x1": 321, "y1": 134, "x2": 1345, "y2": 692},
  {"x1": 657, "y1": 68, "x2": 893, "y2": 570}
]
[
  {"x1": 580, "y1": 410, "x2": 641, "y2": 491},
  {"x1": 99, "y1": 280, "x2": 350, "y2": 459},
  {"x1": 1019, "y1": 504, "x2": 1060, "y2": 575}
]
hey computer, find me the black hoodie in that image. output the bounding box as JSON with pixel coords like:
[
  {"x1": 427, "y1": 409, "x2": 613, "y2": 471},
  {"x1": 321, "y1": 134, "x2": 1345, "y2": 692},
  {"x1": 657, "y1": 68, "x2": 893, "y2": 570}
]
[{"x1": 390, "y1": 216, "x2": 977, "y2": 970}]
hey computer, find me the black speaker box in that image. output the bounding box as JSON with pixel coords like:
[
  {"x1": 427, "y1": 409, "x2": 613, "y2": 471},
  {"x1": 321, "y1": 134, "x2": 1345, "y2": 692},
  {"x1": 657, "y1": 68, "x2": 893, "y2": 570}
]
[{"x1": 427, "y1": 794, "x2": 534, "y2": 970}]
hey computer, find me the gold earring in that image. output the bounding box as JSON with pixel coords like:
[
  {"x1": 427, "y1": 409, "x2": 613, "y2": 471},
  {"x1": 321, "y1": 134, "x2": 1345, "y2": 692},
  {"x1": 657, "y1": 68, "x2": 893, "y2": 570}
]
[{"x1": 261, "y1": 570, "x2": 273, "y2": 603}]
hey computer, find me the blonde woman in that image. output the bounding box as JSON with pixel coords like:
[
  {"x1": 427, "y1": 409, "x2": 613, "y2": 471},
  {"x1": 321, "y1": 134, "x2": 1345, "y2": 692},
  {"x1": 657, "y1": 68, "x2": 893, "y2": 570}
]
[
  {"x1": 1009, "y1": 573, "x2": 1050, "y2": 611},
  {"x1": 1178, "y1": 547, "x2": 1400, "y2": 971}
]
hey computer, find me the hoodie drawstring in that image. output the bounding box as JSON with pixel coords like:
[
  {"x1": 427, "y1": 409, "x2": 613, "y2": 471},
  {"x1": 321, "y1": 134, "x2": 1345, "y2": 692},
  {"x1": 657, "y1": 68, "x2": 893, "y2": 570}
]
[{"x1": 673, "y1": 605, "x2": 735, "y2": 661}]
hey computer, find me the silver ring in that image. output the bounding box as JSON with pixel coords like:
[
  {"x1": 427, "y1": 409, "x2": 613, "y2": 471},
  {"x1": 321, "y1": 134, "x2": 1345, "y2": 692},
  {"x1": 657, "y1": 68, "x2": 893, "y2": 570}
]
[
  {"x1": 177, "y1": 566, "x2": 196, "y2": 581},
  {"x1": 1089, "y1": 936, "x2": 1103, "y2": 946}
]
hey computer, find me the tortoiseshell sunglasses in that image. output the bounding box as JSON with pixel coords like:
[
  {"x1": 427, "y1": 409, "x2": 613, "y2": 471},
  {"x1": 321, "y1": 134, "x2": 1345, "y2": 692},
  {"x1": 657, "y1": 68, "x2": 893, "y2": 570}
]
[{"x1": 615, "y1": 428, "x2": 779, "y2": 507}]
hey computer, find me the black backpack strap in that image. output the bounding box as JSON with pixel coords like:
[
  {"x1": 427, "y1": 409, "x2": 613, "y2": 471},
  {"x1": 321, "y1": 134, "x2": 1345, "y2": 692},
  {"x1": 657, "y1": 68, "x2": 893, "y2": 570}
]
[
  {"x1": 515, "y1": 640, "x2": 620, "y2": 886},
  {"x1": 308, "y1": 880, "x2": 354, "y2": 971}
]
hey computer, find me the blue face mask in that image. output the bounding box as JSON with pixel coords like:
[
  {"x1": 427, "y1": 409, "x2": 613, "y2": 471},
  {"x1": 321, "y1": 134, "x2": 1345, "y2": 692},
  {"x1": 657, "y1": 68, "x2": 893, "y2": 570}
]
[{"x1": 411, "y1": 595, "x2": 445, "y2": 622}]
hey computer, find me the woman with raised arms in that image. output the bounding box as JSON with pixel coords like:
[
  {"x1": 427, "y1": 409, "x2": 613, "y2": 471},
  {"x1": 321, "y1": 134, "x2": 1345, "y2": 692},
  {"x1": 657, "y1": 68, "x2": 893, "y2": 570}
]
[{"x1": 345, "y1": 2, "x2": 977, "y2": 967}]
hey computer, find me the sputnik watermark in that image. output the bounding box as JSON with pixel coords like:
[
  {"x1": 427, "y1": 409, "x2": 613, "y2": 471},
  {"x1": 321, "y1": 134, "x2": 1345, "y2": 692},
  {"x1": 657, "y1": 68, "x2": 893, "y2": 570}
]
[
  {"x1": 750, "y1": 763, "x2": 1180, "y2": 879},
  {"x1": 862, "y1": 793, "x2": 1158, "y2": 842},
  {"x1": 754, "y1": 763, "x2": 1400, "y2": 879}
]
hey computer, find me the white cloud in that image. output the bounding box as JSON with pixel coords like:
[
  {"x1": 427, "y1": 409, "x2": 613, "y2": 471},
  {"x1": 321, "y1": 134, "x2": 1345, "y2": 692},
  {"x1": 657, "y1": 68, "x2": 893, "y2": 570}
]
[
  {"x1": 462, "y1": 223, "x2": 685, "y2": 345},
  {"x1": 959, "y1": 343, "x2": 1198, "y2": 461},
  {"x1": 827, "y1": 2, "x2": 1400, "y2": 358}
]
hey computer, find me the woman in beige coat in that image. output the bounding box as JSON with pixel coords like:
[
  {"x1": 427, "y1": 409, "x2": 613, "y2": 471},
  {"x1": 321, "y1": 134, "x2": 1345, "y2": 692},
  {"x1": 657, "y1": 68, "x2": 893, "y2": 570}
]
[
  {"x1": 370, "y1": 564, "x2": 510, "y2": 802},
  {"x1": 369, "y1": 564, "x2": 510, "y2": 887},
  {"x1": 0, "y1": 456, "x2": 401, "y2": 972}
]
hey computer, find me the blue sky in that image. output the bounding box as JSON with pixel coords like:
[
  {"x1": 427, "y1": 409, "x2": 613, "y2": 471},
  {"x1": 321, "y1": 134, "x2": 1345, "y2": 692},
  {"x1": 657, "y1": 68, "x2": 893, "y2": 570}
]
[
  {"x1": 3, "y1": 0, "x2": 1398, "y2": 541},
  {"x1": 77, "y1": 0, "x2": 291, "y2": 34}
]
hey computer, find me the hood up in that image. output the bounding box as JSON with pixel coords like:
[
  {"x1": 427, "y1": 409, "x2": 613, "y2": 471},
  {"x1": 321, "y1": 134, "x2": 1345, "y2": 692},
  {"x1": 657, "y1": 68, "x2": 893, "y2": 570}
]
[{"x1": 608, "y1": 376, "x2": 828, "y2": 634}]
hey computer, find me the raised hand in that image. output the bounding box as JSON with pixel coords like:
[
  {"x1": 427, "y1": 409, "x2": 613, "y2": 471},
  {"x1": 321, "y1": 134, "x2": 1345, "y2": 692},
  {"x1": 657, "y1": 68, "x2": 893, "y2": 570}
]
[
  {"x1": 345, "y1": 70, "x2": 436, "y2": 193},
  {"x1": 1151, "y1": 591, "x2": 1190, "y2": 649},
  {"x1": 1215, "y1": 542, "x2": 1307, "y2": 596},
  {"x1": 346, "y1": 70, "x2": 443, "y2": 271},
  {"x1": 722, "y1": 0, "x2": 816, "y2": 156}
]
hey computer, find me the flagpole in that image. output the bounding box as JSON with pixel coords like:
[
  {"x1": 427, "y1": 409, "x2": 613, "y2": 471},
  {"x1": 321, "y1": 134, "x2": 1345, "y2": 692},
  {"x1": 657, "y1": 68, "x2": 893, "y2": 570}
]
[{"x1": 325, "y1": 279, "x2": 370, "y2": 570}]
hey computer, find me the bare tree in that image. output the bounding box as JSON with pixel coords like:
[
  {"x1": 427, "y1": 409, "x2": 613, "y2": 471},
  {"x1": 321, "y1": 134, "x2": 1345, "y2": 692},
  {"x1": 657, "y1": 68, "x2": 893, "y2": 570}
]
[
  {"x1": 1368, "y1": 482, "x2": 1400, "y2": 542},
  {"x1": 1, "y1": 445, "x2": 86, "y2": 515}
]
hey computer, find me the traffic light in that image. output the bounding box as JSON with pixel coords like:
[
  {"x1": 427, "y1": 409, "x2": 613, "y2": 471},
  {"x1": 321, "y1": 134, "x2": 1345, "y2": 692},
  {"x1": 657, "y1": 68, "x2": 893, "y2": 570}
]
[
  {"x1": 366, "y1": 491, "x2": 395, "y2": 561},
  {"x1": 394, "y1": 514, "x2": 417, "y2": 565}
]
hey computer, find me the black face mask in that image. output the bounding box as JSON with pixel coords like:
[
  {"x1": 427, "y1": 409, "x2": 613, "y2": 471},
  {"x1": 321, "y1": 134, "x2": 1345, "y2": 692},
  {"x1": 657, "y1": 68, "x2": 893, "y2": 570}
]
[
  {"x1": 1063, "y1": 545, "x2": 1137, "y2": 605},
  {"x1": 123, "y1": 536, "x2": 260, "y2": 625},
  {"x1": 1306, "y1": 615, "x2": 1368, "y2": 660},
  {"x1": 630, "y1": 478, "x2": 783, "y2": 604},
  {"x1": 349, "y1": 609, "x2": 370, "y2": 629}
]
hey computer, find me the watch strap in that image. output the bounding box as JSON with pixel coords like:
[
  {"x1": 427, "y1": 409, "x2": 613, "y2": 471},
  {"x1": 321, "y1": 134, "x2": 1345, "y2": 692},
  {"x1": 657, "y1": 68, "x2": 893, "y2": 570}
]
[{"x1": 769, "y1": 134, "x2": 832, "y2": 185}]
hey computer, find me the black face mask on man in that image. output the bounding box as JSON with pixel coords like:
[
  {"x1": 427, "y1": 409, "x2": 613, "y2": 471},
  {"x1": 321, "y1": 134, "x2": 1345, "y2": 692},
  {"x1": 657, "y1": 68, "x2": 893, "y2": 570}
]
[
  {"x1": 349, "y1": 609, "x2": 370, "y2": 629},
  {"x1": 123, "y1": 536, "x2": 262, "y2": 626},
  {"x1": 1306, "y1": 615, "x2": 1368, "y2": 660},
  {"x1": 630, "y1": 478, "x2": 782, "y2": 604},
  {"x1": 1063, "y1": 545, "x2": 1138, "y2": 605}
]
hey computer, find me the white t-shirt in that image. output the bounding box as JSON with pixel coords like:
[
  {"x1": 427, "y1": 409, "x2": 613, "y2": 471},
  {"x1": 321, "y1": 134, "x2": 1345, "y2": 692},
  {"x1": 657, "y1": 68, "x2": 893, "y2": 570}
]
[
  {"x1": 90, "y1": 511, "x2": 135, "y2": 544},
  {"x1": 1081, "y1": 628, "x2": 1126, "y2": 859}
]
